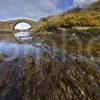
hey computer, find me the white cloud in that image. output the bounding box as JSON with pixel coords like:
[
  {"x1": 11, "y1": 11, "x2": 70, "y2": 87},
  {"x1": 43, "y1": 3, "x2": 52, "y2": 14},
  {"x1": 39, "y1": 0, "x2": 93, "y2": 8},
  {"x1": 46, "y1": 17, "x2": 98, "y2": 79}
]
[
  {"x1": 73, "y1": 0, "x2": 98, "y2": 7},
  {"x1": 0, "y1": 0, "x2": 61, "y2": 20},
  {"x1": 0, "y1": 0, "x2": 98, "y2": 20}
]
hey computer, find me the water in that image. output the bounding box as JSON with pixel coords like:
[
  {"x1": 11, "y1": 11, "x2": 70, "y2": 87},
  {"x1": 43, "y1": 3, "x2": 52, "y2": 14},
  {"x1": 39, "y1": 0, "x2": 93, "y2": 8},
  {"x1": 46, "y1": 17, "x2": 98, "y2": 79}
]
[
  {"x1": 0, "y1": 41, "x2": 40, "y2": 60},
  {"x1": 0, "y1": 32, "x2": 40, "y2": 62},
  {"x1": 14, "y1": 31, "x2": 32, "y2": 41},
  {"x1": 0, "y1": 31, "x2": 99, "y2": 100}
]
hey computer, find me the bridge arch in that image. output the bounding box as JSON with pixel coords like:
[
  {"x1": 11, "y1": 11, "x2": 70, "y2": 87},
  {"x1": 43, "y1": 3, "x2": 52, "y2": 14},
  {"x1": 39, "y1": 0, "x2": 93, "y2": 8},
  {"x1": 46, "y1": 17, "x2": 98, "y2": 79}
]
[
  {"x1": 12, "y1": 19, "x2": 34, "y2": 31},
  {"x1": 14, "y1": 22, "x2": 32, "y2": 31}
]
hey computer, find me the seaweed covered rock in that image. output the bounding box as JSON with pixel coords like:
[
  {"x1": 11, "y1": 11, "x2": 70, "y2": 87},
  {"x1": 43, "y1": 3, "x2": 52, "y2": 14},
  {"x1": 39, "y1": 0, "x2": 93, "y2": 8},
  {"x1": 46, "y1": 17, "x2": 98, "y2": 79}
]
[
  {"x1": 18, "y1": 52, "x2": 99, "y2": 100},
  {"x1": 0, "y1": 60, "x2": 22, "y2": 100},
  {"x1": 0, "y1": 54, "x2": 7, "y2": 62}
]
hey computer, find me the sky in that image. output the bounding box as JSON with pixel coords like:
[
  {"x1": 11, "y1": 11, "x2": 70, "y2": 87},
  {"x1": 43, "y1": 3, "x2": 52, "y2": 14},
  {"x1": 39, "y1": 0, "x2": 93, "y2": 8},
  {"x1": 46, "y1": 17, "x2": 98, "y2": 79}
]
[
  {"x1": 0, "y1": 0, "x2": 98, "y2": 21},
  {"x1": 14, "y1": 22, "x2": 31, "y2": 30}
]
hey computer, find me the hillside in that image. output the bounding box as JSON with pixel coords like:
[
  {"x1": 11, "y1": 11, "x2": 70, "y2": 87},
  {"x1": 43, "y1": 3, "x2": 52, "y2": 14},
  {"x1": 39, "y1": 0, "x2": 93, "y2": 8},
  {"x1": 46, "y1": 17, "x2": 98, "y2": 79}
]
[
  {"x1": 32, "y1": 0, "x2": 100, "y2": 33},
  {"x1": 82, "y1": 0, "x2": 100, "y2": 12}
]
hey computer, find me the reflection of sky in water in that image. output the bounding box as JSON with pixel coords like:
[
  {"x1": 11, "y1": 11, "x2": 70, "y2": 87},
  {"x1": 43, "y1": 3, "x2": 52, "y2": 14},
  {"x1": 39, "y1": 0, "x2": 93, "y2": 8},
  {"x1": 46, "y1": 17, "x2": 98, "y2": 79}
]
[
  {"x1": 14, "y1": 31, "x2": 32, "y2": 41},
  {"x1": 14, "y1": 22, "x2": 31, "y2": 30},
  {"x1": 14, "y1": 31, "x2": 30, "y2": 37},
  {"x1": 0, "y1": 41, "x2": 41, "y2": 60}
]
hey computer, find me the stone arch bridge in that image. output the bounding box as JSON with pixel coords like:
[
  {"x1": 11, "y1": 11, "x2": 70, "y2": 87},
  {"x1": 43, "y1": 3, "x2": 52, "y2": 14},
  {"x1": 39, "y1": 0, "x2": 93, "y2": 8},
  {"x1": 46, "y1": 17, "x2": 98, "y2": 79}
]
[{"x1": 0, "y1": 19, "x2": 35, "y2": 32}]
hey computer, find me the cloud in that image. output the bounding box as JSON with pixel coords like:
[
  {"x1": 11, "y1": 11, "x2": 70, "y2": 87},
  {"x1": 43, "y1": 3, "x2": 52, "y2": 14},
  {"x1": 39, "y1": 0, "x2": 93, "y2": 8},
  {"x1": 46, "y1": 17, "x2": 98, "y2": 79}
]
[
  {"x1": 73, "y1": 0, "x2": 98, "y2": 7},
  {"x1": 0, "y1": 0, "x2": 97, "y2": 20},
  {"x1": 0, "y1": 0, "x2": 66, "y2": 20}
]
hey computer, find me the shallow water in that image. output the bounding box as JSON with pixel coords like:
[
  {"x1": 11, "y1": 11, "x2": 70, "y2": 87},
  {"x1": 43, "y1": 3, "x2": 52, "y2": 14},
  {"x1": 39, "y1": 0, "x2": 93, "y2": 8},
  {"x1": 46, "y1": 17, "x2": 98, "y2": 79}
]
[
  {"x1": 14, "y1": 31, "x2": 32, "y2": 41},
  {"x1": 0, "y1": 31, "x2": 99, "y2": 100},
  {"x1": 0, "y1": 41, "x2": 40, "y2": 60},
  {"x1": 0, "y1": 32, "x2": 40, "y2": 62}
]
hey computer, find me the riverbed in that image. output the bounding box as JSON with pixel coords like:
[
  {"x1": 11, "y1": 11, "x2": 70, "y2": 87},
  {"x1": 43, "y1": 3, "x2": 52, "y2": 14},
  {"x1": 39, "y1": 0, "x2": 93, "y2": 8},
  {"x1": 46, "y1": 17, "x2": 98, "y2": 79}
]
[{"x1": 0, "y1": 31, "x2": 99, "y2": 100}]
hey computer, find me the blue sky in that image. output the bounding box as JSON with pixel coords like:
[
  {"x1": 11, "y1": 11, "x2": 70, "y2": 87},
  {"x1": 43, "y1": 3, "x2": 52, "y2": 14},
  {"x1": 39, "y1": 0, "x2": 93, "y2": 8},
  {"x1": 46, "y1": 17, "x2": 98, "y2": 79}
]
[{"x1": 0, "y1": 0, "x2": 97, "y2": 21}]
